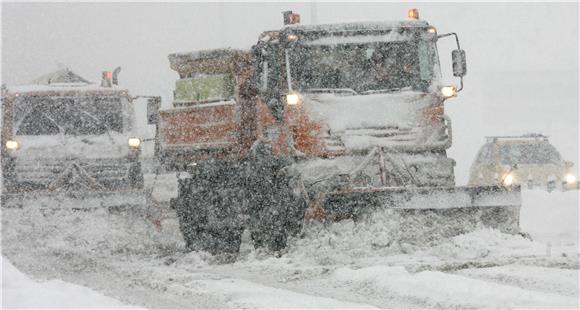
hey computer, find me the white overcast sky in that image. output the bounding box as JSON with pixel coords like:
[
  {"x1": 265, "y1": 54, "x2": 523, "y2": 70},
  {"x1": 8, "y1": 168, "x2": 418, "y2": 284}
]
[
  {"x1": 1, "y1": 2, "x2": 578, "y2": 181},
  {"x1": 2, "y1": 2, "x2": 578, "y2": 97}
]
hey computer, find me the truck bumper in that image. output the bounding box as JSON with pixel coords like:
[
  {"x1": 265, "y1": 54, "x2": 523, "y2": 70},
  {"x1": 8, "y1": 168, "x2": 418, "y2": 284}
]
[{"x1": 309, "y1": 185, "x2": 522, "y2": 234}]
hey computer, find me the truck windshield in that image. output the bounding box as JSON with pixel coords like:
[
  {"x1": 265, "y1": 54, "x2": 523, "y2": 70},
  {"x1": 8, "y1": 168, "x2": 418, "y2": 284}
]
[
  {"x1": 288, "y1": 39, "x2": 438, "y2": 94},
  {"x1": 14, "y1": 96, "x2": 124, "y2": 136},
  {"x1": 499, "y1": 143, "x2": 562, "y2": 165}
]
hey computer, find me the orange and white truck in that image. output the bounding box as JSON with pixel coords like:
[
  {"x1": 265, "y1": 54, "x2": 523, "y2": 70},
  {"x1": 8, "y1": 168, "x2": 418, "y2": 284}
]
[{"x1": 150, "y1": 10, "x2": 522, "y2": 255}]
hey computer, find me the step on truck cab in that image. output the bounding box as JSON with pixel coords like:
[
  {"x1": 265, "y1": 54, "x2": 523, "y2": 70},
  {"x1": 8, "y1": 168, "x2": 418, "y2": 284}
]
[{"x1": 1, "y1": 68, "x2": 145, "y2": 209}]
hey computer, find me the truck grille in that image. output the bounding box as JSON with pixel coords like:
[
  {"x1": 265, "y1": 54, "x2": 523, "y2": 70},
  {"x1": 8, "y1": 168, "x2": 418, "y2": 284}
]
[{"x1": 14, "y1": 158, "x2": 130, "y2": 184}]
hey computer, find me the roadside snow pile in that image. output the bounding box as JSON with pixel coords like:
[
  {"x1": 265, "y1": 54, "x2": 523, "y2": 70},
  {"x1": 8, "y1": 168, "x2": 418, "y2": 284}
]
[
  {"x1": 1, "y1": 207, "x2": 183, "y2": 260},
  {"x1": 1, "y1": 257, "x2": 138, "y2": 309},
  {"x1": 332, "y1": 265, "x2": 578, "y2": 309}
]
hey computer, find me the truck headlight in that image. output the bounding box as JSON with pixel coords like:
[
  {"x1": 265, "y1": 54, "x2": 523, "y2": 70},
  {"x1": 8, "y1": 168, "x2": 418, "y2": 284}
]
[
  {"x1": 5, "y1": 140, "x2": 19, "y2": 150},
  {"x1": 128, "y1": 137, "x2": 141, "y2": 148},
  {"x1": 565, "y1": 173, "x2": 576, "y2": 184},
  {"x1": 502, "y1": 173, "x2": 514, "y2": 186},
  {"x1": 286, "y1": 93, "x2": 300, "y2": 105},
  {"x1": 440, "y1": 86, "x2": 457, "y2": 98}
]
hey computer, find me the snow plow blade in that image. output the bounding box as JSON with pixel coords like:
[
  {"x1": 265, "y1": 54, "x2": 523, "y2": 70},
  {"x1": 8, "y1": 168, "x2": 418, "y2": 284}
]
[
  {"x1": 1, "y1": 190, "x2": 146, "y2": 212},
  {"x1": 316, "y1": 185, "x2": 521, "y2": 234}
]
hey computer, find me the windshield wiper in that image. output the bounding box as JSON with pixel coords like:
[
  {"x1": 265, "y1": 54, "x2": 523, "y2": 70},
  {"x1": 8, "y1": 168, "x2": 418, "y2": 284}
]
[
  {"x1": 79, "y1": 110, "x2": 116, "y2": 144},
  {"x1": 360, "y1": 87, "x2": 410, "y2": 95},
  {"x1": 306, "y1": 88, "x2": 359, "y2": 96}
]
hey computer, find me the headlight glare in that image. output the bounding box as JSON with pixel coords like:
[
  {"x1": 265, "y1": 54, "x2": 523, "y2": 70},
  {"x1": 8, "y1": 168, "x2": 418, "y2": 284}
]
[
  {"x1": 502, "y1": 173, "x2": 514, "y2": 187},
  {"x1": 128, "y1": 137, "x2": 141, "y2": 148},
  {"x1": 286, "y1": 93, "x2": 300, "y2": 105},
  {"x1": 5, "y1": 140, "x2": 19, "y2": 150},
  {"x1": 440, "y1": 85, "x2": 457, "y2": 98},
  {"x1": 565, "y1": 174, "x2": 576, "y2": 184}
]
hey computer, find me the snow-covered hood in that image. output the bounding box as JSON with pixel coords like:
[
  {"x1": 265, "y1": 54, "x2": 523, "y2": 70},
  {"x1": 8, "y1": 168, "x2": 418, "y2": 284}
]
[
  {"x1": 303, "y1": 91, "x2": 433, "y2": 131},
  {"x1": 301, "y1": 91, "x2": 444, "y2": 151},
  {"x1": 11, "y1": 133, "x2": 130, "y2": 160}
]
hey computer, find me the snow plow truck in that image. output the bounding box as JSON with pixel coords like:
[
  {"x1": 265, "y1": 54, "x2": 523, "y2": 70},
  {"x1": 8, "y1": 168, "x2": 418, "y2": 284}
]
[
  {"x1": 1, "y1": 68, "x2": 145, "y2": 209},
  {"x1": 151, "y1": 9, "x2": 522, "y2": 255}
]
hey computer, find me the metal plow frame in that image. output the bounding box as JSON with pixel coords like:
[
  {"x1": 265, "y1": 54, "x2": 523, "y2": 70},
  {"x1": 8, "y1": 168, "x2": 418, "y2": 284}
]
[{"x1": 321, "y1": 185, "x2": 522, "y2": 233}]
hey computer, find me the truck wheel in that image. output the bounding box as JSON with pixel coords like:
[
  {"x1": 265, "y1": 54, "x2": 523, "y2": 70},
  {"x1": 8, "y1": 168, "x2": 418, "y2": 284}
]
[
  {"x1": 245, "y1": 145, "x2": 308, "y2": 252},
  {"x1": 248, "y1": 169, "x2": 307, "y2": 252},
  {"x1": 173, "y1": 162, "x2": 245, "y2": 255},
  {"x1": 128, "y1": 162, "x2": 144, "y2": 189}
]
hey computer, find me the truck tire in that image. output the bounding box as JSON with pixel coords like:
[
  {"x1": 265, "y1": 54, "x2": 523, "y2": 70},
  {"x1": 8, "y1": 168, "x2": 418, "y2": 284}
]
[
  {"x1": 173, "y1": 162, "x2": 245, "y2": 255},
  {"x1": 245, "y1": 144, "x2": 308, "y2": 252}
]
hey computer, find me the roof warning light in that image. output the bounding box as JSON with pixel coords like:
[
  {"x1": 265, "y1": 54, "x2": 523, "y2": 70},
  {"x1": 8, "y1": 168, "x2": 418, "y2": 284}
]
[{"x1": 408, "y1": 8, "x2": 419, "y2": 20}]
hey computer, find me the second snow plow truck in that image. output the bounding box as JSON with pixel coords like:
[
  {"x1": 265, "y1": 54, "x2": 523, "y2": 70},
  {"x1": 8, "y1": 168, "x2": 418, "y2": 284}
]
[{"x1": 152, "y1": 10, "x2": 522, "y2": 255}]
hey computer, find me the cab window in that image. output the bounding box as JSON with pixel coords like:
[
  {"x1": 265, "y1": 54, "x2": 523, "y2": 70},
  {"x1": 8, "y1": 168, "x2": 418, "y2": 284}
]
[
  {"x1": 499, "y1": 143, "x2": 562, "y2": 165},
  {"x1": 475, "y1": 144, "x2": 493, "y2": 164}
]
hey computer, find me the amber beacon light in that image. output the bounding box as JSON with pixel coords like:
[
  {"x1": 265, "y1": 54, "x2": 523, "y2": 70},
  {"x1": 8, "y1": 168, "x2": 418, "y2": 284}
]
[{"x1": 408, "y1": 8, "x2": 419, "y2": 20}]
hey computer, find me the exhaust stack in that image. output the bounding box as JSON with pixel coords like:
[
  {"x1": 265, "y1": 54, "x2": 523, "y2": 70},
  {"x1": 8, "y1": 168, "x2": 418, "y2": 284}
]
[
  {"x1": 101, "y1": 71, "x2": 112, "y2": 87},
  {"x1": 283, "y1": 11, "x2": 301, "y2": 25},
  {"x1": 112, "y1": 66, "x2": 121, "y2": 85}
]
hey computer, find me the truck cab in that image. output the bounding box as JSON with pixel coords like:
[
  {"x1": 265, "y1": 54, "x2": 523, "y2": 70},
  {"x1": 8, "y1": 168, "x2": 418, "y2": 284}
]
[
  {"x1": 249, "y1": 10, "x2": 467, "y2": 189},
  {"x1": 1, "y1": 68, "x2": 144, "y2": 208}
]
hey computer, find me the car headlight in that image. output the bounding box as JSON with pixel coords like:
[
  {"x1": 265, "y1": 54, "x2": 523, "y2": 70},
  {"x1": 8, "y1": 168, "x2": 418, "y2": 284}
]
[
  {"x1": 565, "y1": 173, "x2": 576, "y2": 184},
  {"x1": 128, "y1": 137, "x2": 141, "y2": 148},
  {"x1": 5, "y1": 140, "x2": 19, "y2": 150},
  {"x1": 286, "y1": 93, "x2": 300, "y2": 105},
  {"x1": 440, "y1": 85, "x2": 457, "y2": 98},
  {"x1": 502, "y1": 173, "x2": 514, "y2": 186}
]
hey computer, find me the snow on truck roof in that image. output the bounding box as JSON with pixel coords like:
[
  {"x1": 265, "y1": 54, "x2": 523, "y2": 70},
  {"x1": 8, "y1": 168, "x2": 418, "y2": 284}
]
[
  {"x1": 284, "y1": 20, "x2": 430, "y2": 33},
  {"x1": 485, "y1": 134, "x2": 550, "y2": 143},
  {"x1": 3, "y1": 68, "x2": 128, "y2": 96},
  {"x1": 168, "y1": 48, "x2": 251, "y2": 78}
]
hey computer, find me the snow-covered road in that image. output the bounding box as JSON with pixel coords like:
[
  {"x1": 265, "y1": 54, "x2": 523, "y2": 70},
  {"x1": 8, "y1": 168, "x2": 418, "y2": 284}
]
[
  {"x1": 2, "y1": 183, "x2": 578, "y2": 309},
  {"x1": 1, "y1": 257, "x2": 141, "y2": 309}
]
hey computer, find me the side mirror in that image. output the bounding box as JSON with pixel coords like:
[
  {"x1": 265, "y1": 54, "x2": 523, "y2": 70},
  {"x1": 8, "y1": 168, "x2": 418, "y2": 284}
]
[
  {"x1": 147, "y1": 97, "x2": 161, "y2": 125},
  {"x1": 452, "y1": 49, "x2": 467, "y2": 77}
]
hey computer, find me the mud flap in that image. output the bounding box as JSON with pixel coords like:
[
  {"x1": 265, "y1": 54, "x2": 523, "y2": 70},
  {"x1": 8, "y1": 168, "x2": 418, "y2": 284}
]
[{"x1": 315, "y1": 185, "x2": 521, "y2": 234}]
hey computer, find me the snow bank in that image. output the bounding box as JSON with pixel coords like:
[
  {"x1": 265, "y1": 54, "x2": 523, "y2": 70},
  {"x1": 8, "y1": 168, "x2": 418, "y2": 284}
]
[
  {"x1": 1, "y1": 257, "x2": 138, "y2": 309},
  {"x1": 332, "y1": 265, "x2": 577, "y2": 309}
]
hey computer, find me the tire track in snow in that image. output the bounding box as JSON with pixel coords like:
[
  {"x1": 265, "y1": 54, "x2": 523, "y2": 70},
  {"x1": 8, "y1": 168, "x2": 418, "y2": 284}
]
[
  {"x1": 331, "y1": 265, "x2": 578, "y2": 309},
  {"x1": 455, "y1": 264, "x2": 579, "y2": 298}
]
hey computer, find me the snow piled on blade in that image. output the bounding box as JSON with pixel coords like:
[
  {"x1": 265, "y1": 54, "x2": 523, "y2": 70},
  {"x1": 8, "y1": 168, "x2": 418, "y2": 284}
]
[
  {"x1": 289, "y1": 211, "x2": 523, "y2": 266},
  {"x1": 283, "y1": 190, "x2": 578, "y2": 269}
]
